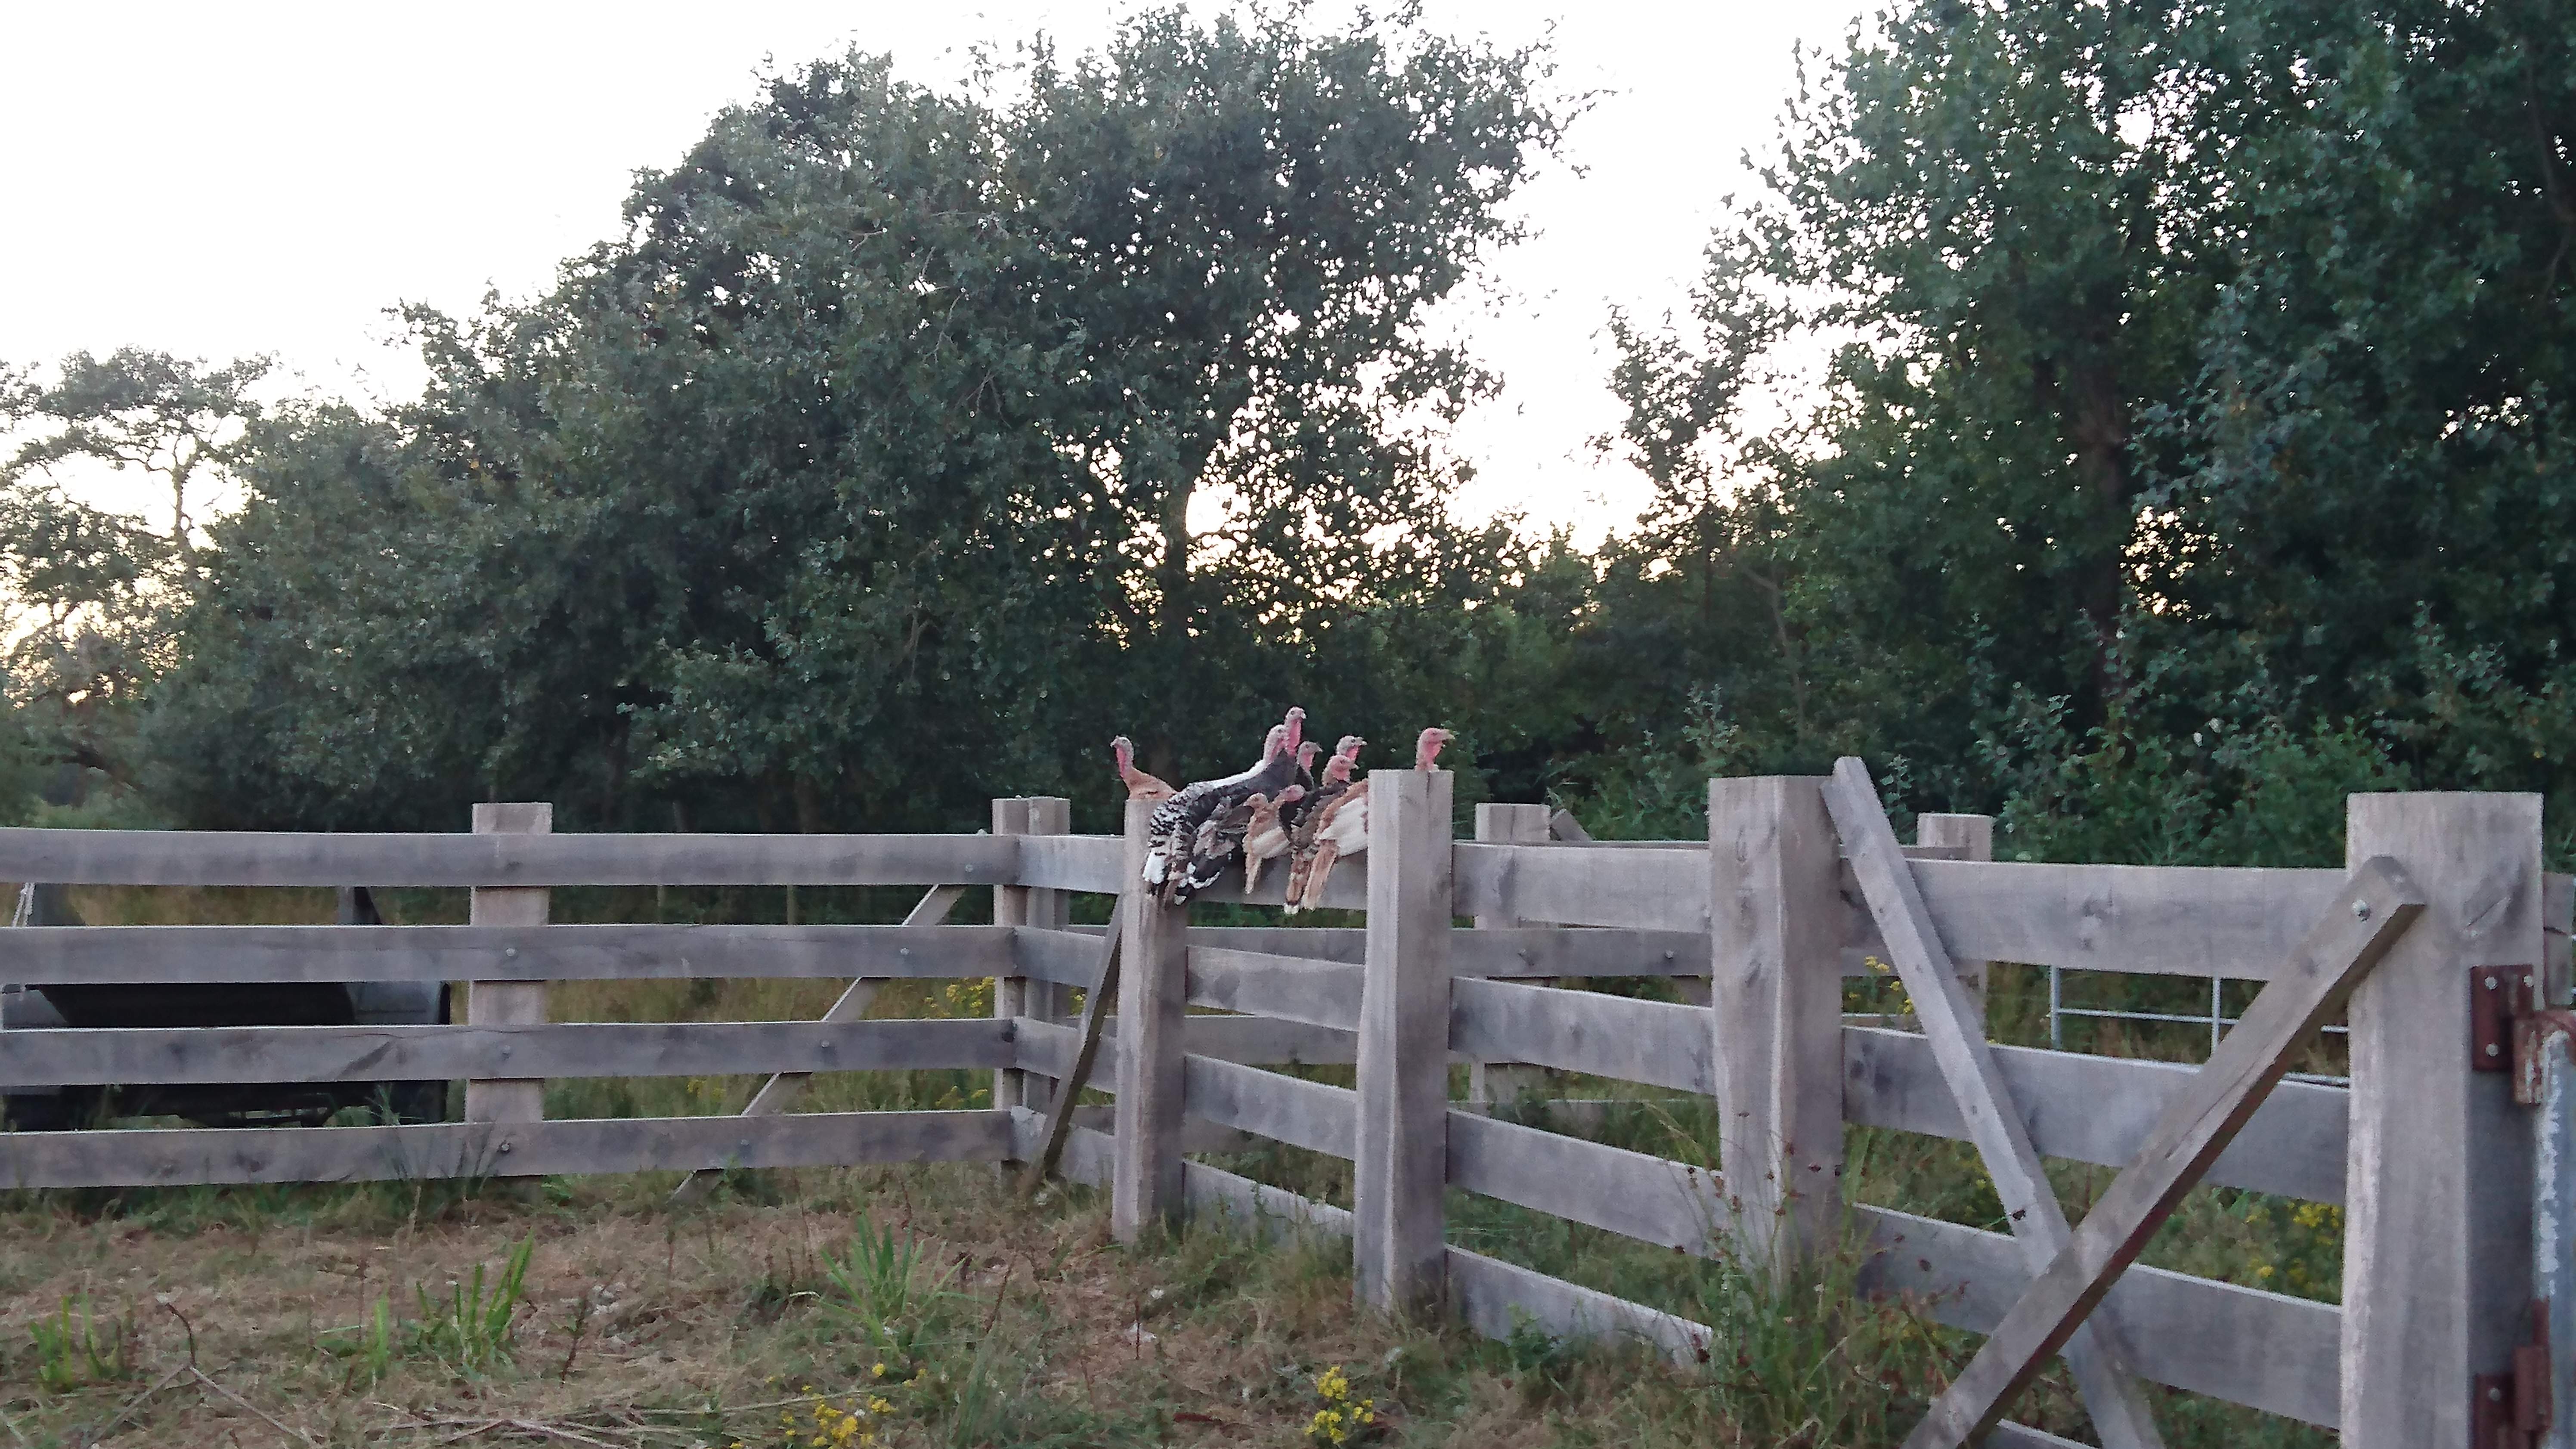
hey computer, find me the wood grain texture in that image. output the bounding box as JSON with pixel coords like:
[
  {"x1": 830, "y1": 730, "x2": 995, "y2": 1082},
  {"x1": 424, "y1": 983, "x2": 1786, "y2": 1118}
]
[
  {"x1": 1113, "y1": 799, "x2": 1189, "y2": 1240},
  {"x1": 1857, "y1": 1204, "x2": 2339, "y2": 1427},
  {"x1": 2341, "y1": 792, "x2": 2544, "y2": 1448},
  {"x1": 467, "y1": 804, "x2": 548, "y2": 1146},
  {"x1": 1354, "y1": 768, "x2": 1452, "y2": 1316},
  {"x1": 1024, "y1": 900, "x2": 1121, "y2": 1190},
  {"x1": 1907, "y1": 859, "x2": 2423, "y2": 1449},
  {"x1": 1186, "y1": 947, "x2": 1362, "y2": 1031},
  {"x1": 1708, "y1": 776, "x2": 1845, "y2": 1269},
  {"x1": 1913, "y1": 814, "x2": 1993, "y2": 1022},
  {"x1": 1185, "y1": 1160, "x2": 1355, "y2": 1248},
  {"x1": 0, "y1": 924, "x2": 1017, "y2": 983},
  {"x1": 1824, "y1": 759, "x2": 2166, "y2": 1449},
  {"x1": 0, "y1": 827, "x2": 1019, "y2": 887},
  {"x1": 1843, "y1": 1028, "x2": 2350, "y2": 1204},
  {"x1": 1448, "y1": 978, "x2": 1709, "y2": 1093},
  {"x1": 1014, "y1": 1015, "x2": 1357, "y2": 1077},
  {"x1": 1445, "y1": 1110, "x2": 1727, "y2": 1253},
  {"x1": 0, "y1": 1109, "x2": 1014, "y2": 1190},
  {"x1": 1468, "y1": 804, "x2": 1554, "y2": 1106},
  {"x1": 1010, "y1": 833, "x2": 1124, "y2": 893},
  {"x1": 992, "y1": 798, "x2": 1072, "y2": 1115},
  {"x1": 0, "y1": 1019, "x2": 1019, "y2": 1085},
  {"x1": 1905, "y1": 860, "x2": 2348, "y2": 977},
  {"x1": 1059, "y1": 925, "x2": 1709, "y2": 978},
  {"x1": 1445, "y1": 1248, "x2": 1712, "y2": 1366},
  {"x1": 1453, "y1": 842, "x2": 1706, "y2": 931},
  {"x1": 1184, "y1": 1053, "x2": 1358, "y2": 1159}
]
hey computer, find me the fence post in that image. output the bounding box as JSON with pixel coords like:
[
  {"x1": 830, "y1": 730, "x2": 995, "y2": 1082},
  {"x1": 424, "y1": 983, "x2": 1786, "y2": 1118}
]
[
  {"x1": 1355, "y1": 766, "x2": 1453, "y2": 1315},
  {"x1": 467, "y1": 802, "x2": 551, "y2": 1186},
  {"x1": 1914, "y1": 813, "x2": 1993, "y2": 1030},
  {"x1": 1707, "y1": 777, "x2": 1844, "y2": 1272},
  {"x1": 1468, "y1": 802, "x2": 1552, "y2": 1106},
  {"x1": 992, "y1": 797, "x2": 1072, "y2": 1120},
  {"x1": 1112, "y1": 797, "x2": 1187, "y2": 1240},
  {"x1": 2341, "y1": 792, "x2": 2544, "y2": 1447}
]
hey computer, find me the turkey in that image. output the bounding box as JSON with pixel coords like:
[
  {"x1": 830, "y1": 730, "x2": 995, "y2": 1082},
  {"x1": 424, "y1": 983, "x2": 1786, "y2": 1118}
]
[
  {"x1": 1284, "y1": 728, "x2": 1449, "y2": 914},
  {"x1": 1140, "y1": 707, "x2": 1307, "y2": 900},
  {"x1": 1111, "y1": 736, "x2": 1177, "y2": 807},
  {"x1": 1238, "y1": 784, "x2": 1310, "y2": 895}
]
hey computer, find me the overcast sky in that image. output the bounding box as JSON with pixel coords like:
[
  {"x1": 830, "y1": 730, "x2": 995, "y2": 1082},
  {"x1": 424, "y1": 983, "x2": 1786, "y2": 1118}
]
[{"x1": 1, "y1": 1, "x2": 1862, "y2": 539}]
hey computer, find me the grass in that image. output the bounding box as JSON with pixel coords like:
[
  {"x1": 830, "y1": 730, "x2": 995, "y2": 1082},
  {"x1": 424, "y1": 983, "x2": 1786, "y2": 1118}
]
[{"x1": 2, "y1": 882, "x2": 2348, "y2": 1445}]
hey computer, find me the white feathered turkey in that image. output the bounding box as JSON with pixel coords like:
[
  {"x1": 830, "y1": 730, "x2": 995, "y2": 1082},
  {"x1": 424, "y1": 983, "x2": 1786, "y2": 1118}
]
[{"x1": 1141, "y1": 706, "x2": 1306, "y2": 902}]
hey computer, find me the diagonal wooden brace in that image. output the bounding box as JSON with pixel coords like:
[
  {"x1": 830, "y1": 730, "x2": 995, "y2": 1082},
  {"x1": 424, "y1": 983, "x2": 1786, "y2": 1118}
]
[
  {"x1": 1904, "y1": 855, "x2": 2423, "y2": 1448},
  {"x1": 1823, "y1": 758, "x2": 2168, "y2": 1449},
  {"x1": 1021, "y1": 899, "x2": 1124, "y2": 1194},
  {"x1": 670, "y1": 883, "x2": 966, "y2": 1204}
]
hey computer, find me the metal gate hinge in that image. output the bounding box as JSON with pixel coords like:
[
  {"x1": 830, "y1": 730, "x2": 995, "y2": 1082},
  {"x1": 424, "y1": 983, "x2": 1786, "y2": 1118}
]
[
  {"x1": 2475, "y1": 966, "x2": 2541, "y2": 1074},
  {"x1": 2475, "y1": 1300, "x2": 2553, "y2": 1448}
]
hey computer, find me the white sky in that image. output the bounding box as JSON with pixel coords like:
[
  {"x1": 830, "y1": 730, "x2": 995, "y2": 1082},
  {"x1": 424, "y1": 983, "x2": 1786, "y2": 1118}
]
[{"x1": 0, "y1": 1, "x2": 1862, "y2": 540}]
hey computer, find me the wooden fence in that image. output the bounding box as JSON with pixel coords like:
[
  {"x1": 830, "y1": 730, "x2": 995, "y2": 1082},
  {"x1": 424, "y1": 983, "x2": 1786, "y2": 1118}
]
[{"x1": 0, "y1": 780, "x2": 2569, "y2": 1448}]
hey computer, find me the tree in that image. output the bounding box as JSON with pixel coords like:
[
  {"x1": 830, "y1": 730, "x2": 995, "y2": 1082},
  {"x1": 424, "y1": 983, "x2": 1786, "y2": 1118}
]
[
  {"x1": 0, "y1": 349, "x2": 267, "y2": 795},
  {"x1": 152, "y1": 9, "x2": 1567, "y2": 834}
]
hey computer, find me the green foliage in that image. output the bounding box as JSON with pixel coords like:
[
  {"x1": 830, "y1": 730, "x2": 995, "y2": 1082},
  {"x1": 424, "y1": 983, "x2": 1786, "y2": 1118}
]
[
  {"x1": 146, "y1": 8, "x2": 1566, "y2": 836},
  {"x1": 408, "y1": 1236, "x2": 534, "y2": 1374},
  {"x1": 821, "y1": 1218, "x2": 960, "y2": 1365},
  {"x1": 1582, "y1": 0, "x2": 2576, "y2": 849},
  {"x1": 26, "y1": 1294, "x2": 133, "y2": 1391}
]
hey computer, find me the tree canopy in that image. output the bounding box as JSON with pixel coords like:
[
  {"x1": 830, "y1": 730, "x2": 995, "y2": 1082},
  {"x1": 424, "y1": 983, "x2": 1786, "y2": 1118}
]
[{"x1": 6, "y1": 0, "x2": 2569, "y2": 869}]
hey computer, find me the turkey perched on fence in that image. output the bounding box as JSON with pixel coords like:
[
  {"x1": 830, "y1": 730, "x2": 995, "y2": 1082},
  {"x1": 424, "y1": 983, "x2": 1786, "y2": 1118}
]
[
  {"x1": 1284, "y1": 728, "x2": 1449, "y2": 914},
  {"x1": 1111, "y1": 736, "x2": 1176, "y2": 807},
  {"x1": 1238, "y1": 784, "x2": 1310, "y2": 895},
  {"x1": 1140, "y1": 707, "x2": 1306, "y2": 902}
]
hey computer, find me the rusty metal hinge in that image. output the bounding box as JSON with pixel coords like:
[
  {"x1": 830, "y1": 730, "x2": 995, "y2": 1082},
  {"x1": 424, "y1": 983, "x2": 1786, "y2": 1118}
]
[
  {"x1": 2475, "y1": 966, "x2": 2542, "y2": 1073},
  {"x1": 2474, "y1": 1301, "x2": 2553, "y2": 1448}
]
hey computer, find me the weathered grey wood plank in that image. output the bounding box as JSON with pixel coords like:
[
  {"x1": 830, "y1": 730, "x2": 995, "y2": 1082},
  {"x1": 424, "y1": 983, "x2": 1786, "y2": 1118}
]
[
  {"x1": 0, "y1": 1019, "x2": 1019, "y2": 1085},
  {"x1": 2341, "y1": 793, "x2": 2544, "y2": 1447},
  {"x1": 1907, "y1": 859, "x2": 2422, "y2": 1449},
  {"x1": 466, "y1": 804, "x2": 548, "y2": 1160},
  {"x1": 1010, "y1": 833, "x2": 1124, "y2": 894},
  {"x1": 1189, "y1": 853, "x2": 1368, "y2": 910},
  {"x1": 1445, "y1": 1247, "x2": 1712, "y2": 1366},
  {"x1": 1468, "y1": 804, "x2": 1554, "y2": 1106},
  {"x1": 1024, "y1": 900, "x2": 1121, "y2": 1189},
  {"x1": 0, "y1": 828, "x2": 1019, "y2": 887},
  {"x1": 1059, "y1": 925, "x2": 1710, "y2": 978},
  {"x1": 1113, "y1": 799, "x2": 1189, "y2": 1239},
  {"x1": 1856, "y1": 1204, "x2": 2339, "y2": 1427},
  {"x1": 0, "y1": 1109, "x2": 1015, "y2": 1190},
  {"x1": 1445, "y1": 1110, "x2": 1727, "y2": 1253},
  {"x1": 1453, "y1": 843, "x2": 1706, "y2": 932},
  {"x1": 1355, "y1": 768, "x2": 1452, "y2": 1315},
  {"x1": 1186, "y1": 947, "x2": 1361, "y2": 1031},
  {"x1": 1842, "y1": 1028, "x2": 2350, "y2": 1204},
  {"x1": 1448, "y1": 978, "x2": 1710, "y2": 1094},
  {"x1": 1185, "y1": 1160, "x2": 1355, "y2": 1247},
  {"x1": 1709, "y1": 776, "x2": 1844, "y2": 1270},
  {"x1": 1824, "y1": 758, "x2": 2166, "y2": 1449},
  {"x1": 1184, "y1": 1054, "x2": 1357, "y2": 1159},
  {"x1": 1013, "y1": 1015, "x2": 1357, "y2": 1078},
  {"x1": 1913, "y1": 814, "x2": 1994, "y2": 1022},
  {"x1": 1907, "y1": 860, "x2": 2348, "y2": 977},
  {"x1": 1, "y1": 924, "x2": 1018, "y2": 983},
  {"x1": 669, "y1": 882, "x2": 967, "y2": 1204}
]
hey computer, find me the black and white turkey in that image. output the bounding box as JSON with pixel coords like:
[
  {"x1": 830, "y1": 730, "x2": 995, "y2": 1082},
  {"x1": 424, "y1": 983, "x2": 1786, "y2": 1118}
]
[{"x1": 1141, "y1": 706, "x2": 1306, "y2": 903}]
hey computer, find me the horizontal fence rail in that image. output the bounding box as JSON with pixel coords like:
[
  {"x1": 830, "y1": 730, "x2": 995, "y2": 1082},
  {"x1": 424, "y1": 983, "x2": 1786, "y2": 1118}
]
[
  {"x1": 1843, "y1": 1026, "x2": 2349, "y2": 1203},
  {"x1": 0, "y1": 924, "x2": 1015, "y2": 982},
  {"x1": 0, "y1": 829, "x2": 1020, "y2": 888},
  {"x1": 0, "y1": 1019, "x2": 1018, "y2": 1085},
  {"x1": 0, "y1": 1110, "x2": 1015, "y2": 1192}
]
